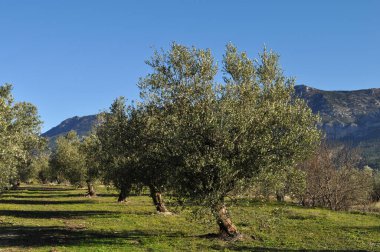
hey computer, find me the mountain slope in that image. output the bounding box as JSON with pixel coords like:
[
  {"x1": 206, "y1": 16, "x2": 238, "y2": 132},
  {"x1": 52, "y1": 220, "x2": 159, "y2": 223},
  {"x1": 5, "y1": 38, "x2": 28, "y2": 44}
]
[
  {"x1": 42, "y1": 115, "x2": 98, "y2": 145},
  {"x1": 295, "y1": 85, "x2": 380, "y2": 168}
]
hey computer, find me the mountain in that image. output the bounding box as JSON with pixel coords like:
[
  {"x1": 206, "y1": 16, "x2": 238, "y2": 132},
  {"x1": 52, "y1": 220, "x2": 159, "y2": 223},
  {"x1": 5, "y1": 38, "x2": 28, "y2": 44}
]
[
  {"x1": 42, "y1": 85, "x2": 380, "y2": 169},
  {"x1": 295, "y1": 85, "x2": 380, "y2": 169},
  {"x1": 42, "y1": 115, "x2": 98, "y2": 146}
]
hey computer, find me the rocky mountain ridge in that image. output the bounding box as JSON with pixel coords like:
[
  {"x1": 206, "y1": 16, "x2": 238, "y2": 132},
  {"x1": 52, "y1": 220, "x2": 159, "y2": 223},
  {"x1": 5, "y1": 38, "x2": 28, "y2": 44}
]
[
  {"x1": 41, "y1": 115, "x2": 98, "y2": 145},
  {"x1": 294, "y1": 85, "x2": 380, "y2": 168}
]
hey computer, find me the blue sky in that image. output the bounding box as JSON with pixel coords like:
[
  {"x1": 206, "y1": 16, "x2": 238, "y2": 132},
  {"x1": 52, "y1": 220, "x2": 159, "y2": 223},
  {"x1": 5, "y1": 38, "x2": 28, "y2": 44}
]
[{"x1": 0, "y1": 0, "x2": 379, "y2": 132}]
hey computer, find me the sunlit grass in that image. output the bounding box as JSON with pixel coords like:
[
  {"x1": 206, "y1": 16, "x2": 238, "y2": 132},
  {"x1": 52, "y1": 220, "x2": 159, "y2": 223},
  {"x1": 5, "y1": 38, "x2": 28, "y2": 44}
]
[{"x1": 0, "y1": 184, "x2": 379, "y2": 251}]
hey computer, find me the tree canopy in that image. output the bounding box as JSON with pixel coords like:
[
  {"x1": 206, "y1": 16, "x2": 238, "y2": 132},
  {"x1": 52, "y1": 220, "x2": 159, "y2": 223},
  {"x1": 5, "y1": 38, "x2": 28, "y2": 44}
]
[
  {"x1": 0, "y1": 84, "x2": 43, "y2": 190},
  {"x1": 50, "y1": 131, "x2": 85, "y2": 186},
  {"x1": 137, "y1": 43, "x2": 321, "y2": 238}
]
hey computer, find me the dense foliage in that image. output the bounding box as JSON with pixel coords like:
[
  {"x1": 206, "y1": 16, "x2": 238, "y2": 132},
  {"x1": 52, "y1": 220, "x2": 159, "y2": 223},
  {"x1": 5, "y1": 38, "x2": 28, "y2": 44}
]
[
  {"x1": 94, "y1": 97, "x2": 136, "y2": 201},
  {"x1": 48, "y1": 130, "x2": 102, "y2": 195},
  {"x1": 94, "y1": 98, "x2": 172, "y2": 211},
  {"x1": 50, "y1": 131, "x2": 86, "y2": 186},
  {"x1": 0, "y1": 84, "x2": 43, "y2": 190},
  {"x1": 136, "y1": 43, "x2": 321, "y2": 237},
  {"x1": 79, "y1": 133, "x2": 102, "y2": 196}
]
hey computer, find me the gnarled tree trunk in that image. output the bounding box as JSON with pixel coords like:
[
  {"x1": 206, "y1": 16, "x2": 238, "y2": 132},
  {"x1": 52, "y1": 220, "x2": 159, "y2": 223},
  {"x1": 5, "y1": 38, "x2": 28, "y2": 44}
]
[
  {"x1": 149, "y1": 185, "x2": 169, "y2": 213},
  {"x1": 118, "y1": 183, "x2": 131, "y2": 202},
  {"x1": 213, "y1": 203, "x2": 240, "y2": 239},
  {"x1": 86, "y1": 181, "x2": 96, "y2": 197}
]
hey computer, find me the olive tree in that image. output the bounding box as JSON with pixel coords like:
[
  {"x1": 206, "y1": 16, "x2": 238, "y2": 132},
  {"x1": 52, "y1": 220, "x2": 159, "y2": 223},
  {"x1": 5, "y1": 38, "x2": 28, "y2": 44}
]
[
  {"x1": 80, "y1": 133, "x2": 102, "y2": 196},
  {"x1": 0, "y1": 84, "x2": 42, "y2": 190},
  {"x1": 126, "y1": 105, "x2": 174, "y2": 212},
  {"x1": 11, "y1": 103, "x2": 46, "y2": 186},
  {"x1": 50, "y1": 130, "x2": 102, "y2": 195},
  {"x1": 95, "y1": 98, "x2": 172, "y2": 212},
  {"x1": 0, "y1": 84, "x2": 16, "y2": 190},
  {"x1": 95, "y1": 97, "x2": 136, "y2": 202},
  {"x1": 138, "y1": 43, "x2": 321, "y2": 238},
  {"x1": 253, "y1": 166, "x2": 306, "y2": 202},
  {"x1": 32, "y1": 153, "x2": 51, "y2": 184},
  {"x1": 50, "y1": 131, "x2": 86, "y2": 186}
]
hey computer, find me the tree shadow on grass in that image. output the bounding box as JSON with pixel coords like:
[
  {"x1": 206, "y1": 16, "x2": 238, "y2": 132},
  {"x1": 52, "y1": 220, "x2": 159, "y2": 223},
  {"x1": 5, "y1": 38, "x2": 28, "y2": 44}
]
[
  {"x1": 96, "y1": 193, "x2": 119, "y2": 197},
  {"x1": 4, "y1": 193, "x2": 121, "y2": 199},
  {"x1": 0, "y1": 210, "x2": 119, "y2": 219},
  {"x1": 4, "y1": 191, "x2": 120, "y2": 199},
  {"x1": 4, "y1": 194, "x2": 86, "y2": 199},
  {"x1": 342, "y1": 225, "x2": 380, "y2": 233},
  {"x1": 209, "y1": 244, "x2": 369, "y2": 251},
  {"x1": 4, "y1": 191, "x2": 74, "y2": 196},
  {"x1": 0, "y1": 225, "x2": 186, "y2": 248},
  {"x1": 0, "y1": 199, "x2": 95, "y2": 205},
  {"x1": 0, "y1": 224, "x2": 372, "y2": 251},
  {"x1": 0, "y1": 225, "x2": 370, "y2": 251},
  {"x1": 11, "y1": 186, "x2": 74, "y2": 192},
  {"x1": 199, "y1": 234, "x2": 373, "y2": 251}
]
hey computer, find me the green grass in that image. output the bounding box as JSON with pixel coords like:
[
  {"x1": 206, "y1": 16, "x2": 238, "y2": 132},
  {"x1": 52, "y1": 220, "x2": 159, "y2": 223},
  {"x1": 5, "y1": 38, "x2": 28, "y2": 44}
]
[{"x1": 0, "y1": 185, "x2": 379, "y2": 251}]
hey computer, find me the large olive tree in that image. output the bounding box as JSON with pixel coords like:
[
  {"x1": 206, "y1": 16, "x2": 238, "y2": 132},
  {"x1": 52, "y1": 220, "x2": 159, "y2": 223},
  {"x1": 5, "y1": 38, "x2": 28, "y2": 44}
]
[{"x1": 138, "y1": 43, "x2": 321, "y2": 238}]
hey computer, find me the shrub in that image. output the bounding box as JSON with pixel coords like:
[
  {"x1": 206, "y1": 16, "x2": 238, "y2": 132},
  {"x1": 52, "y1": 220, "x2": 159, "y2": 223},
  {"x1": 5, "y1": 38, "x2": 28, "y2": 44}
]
[{"x1": 299, "y1": 144, "x2": 373, "y2": 211}]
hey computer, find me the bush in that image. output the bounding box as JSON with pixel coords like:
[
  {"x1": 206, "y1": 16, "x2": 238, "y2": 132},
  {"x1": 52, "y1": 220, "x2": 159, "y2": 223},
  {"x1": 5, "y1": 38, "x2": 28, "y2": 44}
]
[{"x1": 299, "y1": 144, "x2": 373, "y2": 211}]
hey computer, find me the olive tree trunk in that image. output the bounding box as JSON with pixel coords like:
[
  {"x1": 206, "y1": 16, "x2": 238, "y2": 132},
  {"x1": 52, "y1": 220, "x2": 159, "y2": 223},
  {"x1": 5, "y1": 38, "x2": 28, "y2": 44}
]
[
  {"x1": 86, "y1": 181, "x2": 96, "y2": 197},
  {"x1": 213, "y1": 203, "x2": 240, "y2": 239},
  {"x1": 118, "y1": 183, "x2": 132, "y2": 202},
  {"x1": 149, "y1": 185, "x2": 169, "y2": 213}
]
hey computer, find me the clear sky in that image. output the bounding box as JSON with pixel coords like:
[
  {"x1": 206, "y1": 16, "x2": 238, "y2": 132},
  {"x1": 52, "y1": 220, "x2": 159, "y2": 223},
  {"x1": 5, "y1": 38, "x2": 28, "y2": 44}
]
[{"x1": 0, "y1": 0, "x2": 379, "y2": 132}]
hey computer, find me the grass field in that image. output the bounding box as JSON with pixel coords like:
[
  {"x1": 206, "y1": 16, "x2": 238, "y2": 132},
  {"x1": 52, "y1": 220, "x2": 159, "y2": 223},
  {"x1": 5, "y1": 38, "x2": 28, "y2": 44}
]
[{"x1": 0, "y1": 185, "x2": 379, "y2": 251}]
